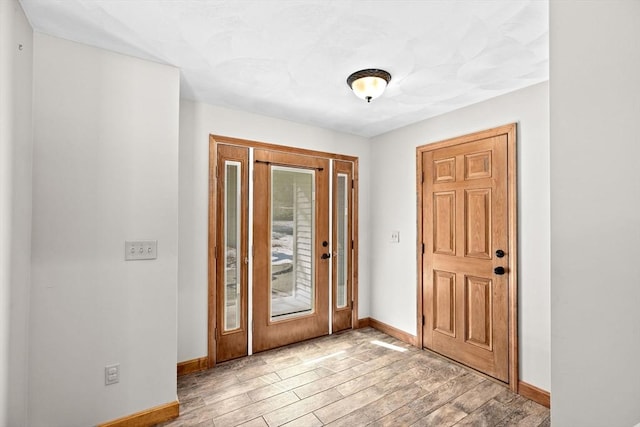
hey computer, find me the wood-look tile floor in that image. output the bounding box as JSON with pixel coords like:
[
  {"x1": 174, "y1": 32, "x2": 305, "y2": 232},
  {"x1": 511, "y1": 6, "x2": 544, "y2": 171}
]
[{"x1": 160, "y1": 328, "x2": 549, "y2": 427}]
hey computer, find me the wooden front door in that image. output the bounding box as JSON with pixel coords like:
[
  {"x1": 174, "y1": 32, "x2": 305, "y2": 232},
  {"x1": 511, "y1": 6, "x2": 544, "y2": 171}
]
[
  {"x1": 420, "y1": 124, "x2": 517, "y2": 385},
  {"x1": 252, "y1": 149, "x2": 331, "y2": 353}
]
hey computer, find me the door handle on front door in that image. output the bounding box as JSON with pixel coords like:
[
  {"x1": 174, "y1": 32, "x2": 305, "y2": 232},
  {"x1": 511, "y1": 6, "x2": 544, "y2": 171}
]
[
  {"x1": 321, "y1": 253, "x2": 331, "y2": 260},
  {"x1": 494, "y1": 266, "x2": 506, "y2": 275}
]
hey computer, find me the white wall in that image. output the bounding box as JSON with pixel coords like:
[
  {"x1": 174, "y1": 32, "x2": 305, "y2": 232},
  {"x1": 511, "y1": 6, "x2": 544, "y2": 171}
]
[
  {"x1": 0, "y1": 0, "x2": 33, "y2": 425},
  {"x1": 0, "y1": 3, "x2": 15, "y2": 423},
  {"x1": 369, "y1": 82, "x2": 550, "y2": 391},
  {"x1": 178, "y1": 100, "x2": 371, "y2": 362},
  {"x1": 550, "y1": 1, "x2": 640, "y2": 425},
  {"x1": 30, "y1": 34, "x2": 180, "y2": 426}
]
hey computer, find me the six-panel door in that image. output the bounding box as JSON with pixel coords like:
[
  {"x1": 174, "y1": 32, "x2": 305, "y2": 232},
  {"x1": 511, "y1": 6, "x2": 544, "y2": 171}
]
[{"x1": 422, "y1": 135, "x2": 509, "y2": 382}]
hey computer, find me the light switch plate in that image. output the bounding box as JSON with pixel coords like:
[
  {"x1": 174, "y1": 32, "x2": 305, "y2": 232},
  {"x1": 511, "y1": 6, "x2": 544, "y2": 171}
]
[
  {"x1": 125, "y1": 240, "x2": 157, "y2": 260},
  {"x1": 105, "y1": 363, "x2": 119, "y2": 385},
  {"x1": 391, "y1": 231, "x2": 400, "y2": 243}
]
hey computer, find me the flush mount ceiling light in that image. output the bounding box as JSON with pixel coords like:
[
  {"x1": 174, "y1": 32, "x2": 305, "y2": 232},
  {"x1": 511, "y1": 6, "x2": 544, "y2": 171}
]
[{"x1": 347, "y1": 69, "x2": 392, "y2": 103}]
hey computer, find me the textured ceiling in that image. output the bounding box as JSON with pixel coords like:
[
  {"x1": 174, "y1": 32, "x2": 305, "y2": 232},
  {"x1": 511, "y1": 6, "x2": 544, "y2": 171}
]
[{"x1": 19, "y1": 0, "x2": 548, "y2": 137}]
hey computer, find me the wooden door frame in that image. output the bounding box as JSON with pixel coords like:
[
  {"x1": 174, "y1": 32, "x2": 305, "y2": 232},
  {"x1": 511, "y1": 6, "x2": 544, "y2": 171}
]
[
  {"x1": 416, "y1": 123, "x2": 518, "y2": 392},
  {"x1": 208, "y1": 134, "x2": 360, "y2": 368}
]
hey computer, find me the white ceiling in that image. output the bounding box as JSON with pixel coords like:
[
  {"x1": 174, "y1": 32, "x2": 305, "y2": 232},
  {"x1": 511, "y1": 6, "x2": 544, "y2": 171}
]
[{"x1": 19, "y1": 0, "x2": 548, "y2": 137}]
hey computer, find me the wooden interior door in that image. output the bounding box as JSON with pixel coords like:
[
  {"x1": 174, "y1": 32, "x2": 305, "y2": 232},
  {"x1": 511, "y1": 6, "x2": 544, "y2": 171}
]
[
  {"x1": 421, "y1": 127, "x2": 514, "y2": 383},
  {"x1": 253, "y1": 149, "x2": 330, "y2": 353},
  {"x1": 332, "y1": 160, "x2": 353, "y2": 333},
  {"x1": 215, "y1": 144, "x2": 249, "y2": 362}
]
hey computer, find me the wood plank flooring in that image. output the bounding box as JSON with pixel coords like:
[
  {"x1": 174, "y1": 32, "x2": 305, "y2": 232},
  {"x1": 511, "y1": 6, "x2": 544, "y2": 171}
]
[{"x1": 159, "y1": 328, "x2": 549, "y2": 427}]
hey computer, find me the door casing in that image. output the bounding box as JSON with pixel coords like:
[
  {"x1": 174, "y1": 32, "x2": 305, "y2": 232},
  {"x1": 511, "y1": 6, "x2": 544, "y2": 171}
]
[
  {"x1": 208, "y1": 135, "x2": 359, "y2": 368},
  {"x1": 416, "y1": 123, "x2": 518, "y2": 392}
]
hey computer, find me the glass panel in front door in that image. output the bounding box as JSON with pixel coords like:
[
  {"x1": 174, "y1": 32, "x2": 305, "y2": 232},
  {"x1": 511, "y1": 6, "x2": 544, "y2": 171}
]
[
  {"x1": 336, "y1": 173, "x2": 348, "y2": 309},
  {"x1": 224, "y1": 161, "x2": 242, "y2": 332},
  {"x1": 270, "y1": 166, "x2": 315, "y2": 320}
]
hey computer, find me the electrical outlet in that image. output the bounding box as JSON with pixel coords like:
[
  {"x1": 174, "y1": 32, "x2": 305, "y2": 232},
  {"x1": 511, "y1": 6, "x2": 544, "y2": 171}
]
[
  {"x1": 105, "y1": 364, "x2": 119, "y2": 385},
  {"x1": 125, "y1": 240, "x2": 157, "y2": 260},
  {"x1": 391, "y1": 231, "x2": 400, "y2": 243}
]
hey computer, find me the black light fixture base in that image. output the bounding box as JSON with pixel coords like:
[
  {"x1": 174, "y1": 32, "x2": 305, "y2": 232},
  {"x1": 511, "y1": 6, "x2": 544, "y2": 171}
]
[{"x1": 346, "y1": 69, "x2": 392, "y2": 88}]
